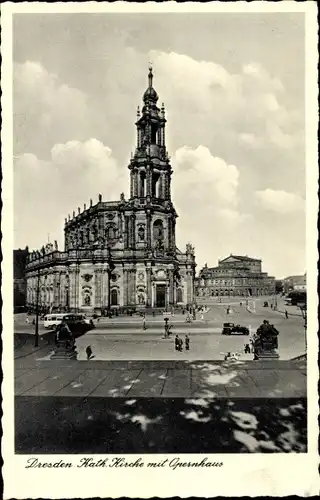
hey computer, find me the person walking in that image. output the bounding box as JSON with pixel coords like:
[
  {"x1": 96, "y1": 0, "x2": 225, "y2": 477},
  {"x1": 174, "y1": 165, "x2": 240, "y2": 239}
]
[
  {"x1": 185, "y1": 335, "x2": 190, "y2": 351},
  {"x1": 175, "y1": 335, "x2": 179, "y2": 351},
  {"x1": 86, "y1": 345, "x2": 92, "y2": 360},
  {"x1": 178, "y1": 336, "x2": 183, "y2": 352},
  {"x1": 142, "y1": 314, "x2": 147, "y2": 330},
  {"x1": 285, "y1": 310, "x2": 288, "y2": 319}
]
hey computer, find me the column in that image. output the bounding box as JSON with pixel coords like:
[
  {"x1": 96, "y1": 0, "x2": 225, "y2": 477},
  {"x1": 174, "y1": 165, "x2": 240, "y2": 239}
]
[
  {"x1": 53, "y1": 272, "x2": 60, "y2": 309},
  {"x1": 130, "y1": 213, "x2": 136, "y2": 248},
  {"x1": 102, "y1": 269, "x2": 108, "y2": 310},
  {"x1": 169, "y1": 270, "x2": 174, "y2": 305},
  {"x1": 128, "y1": 269, "x2": 136, "y2": 305},
  {"x1": 168, "y1": 173, "x2": 171, "y2": 199},
  {"x1": 146, "y1": 211, "x2": 151, "y2": 248},
  {"x1": 146, "y1": 268, "x2": 152, "y2": 307},
  {"x1": 162, "y1": 174, "x2": 167, "y2": 199},
  {"x1": 172, "y1": 218, "x2": 176, "y2": 248},
  {"x1": 123, "y1": 269, "x2": 129, "y2": 307},
  {"x1": 146, "y1": 167, "x2": 151, "y2": 197},
  {"x1": 167, "y1": 215, "x2": 172, "y2": 249},
  {"x1": 94, "y1": 269, "x2": 102, "y2": 310},
  {"x1": 124, "y1": 215, "x2": 129, "y2": 249},
  {"x1": 186, "y1": 271, "x2": 192, "y2": 304},
  {"x1": 134, "y1": 170, "x2": 139, "y2": 197},
  {"x1": 130, "y1": 171, "x2": 134, "y2": 198},
  {"x1": 161, "y1": 126, "x2": 165, "y2": 146}
]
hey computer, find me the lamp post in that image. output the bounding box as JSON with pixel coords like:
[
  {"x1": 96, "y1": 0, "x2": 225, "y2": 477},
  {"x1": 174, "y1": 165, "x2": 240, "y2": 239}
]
[
  {"x1": 106, "y1": 242, "x2": 117, "y2": 318},
  {"x1": 34, "y1": 267, "x2": 40, "y2": 347},
  {"x1": 297, "y1": 302, "x2": 307, "y2": 352}
]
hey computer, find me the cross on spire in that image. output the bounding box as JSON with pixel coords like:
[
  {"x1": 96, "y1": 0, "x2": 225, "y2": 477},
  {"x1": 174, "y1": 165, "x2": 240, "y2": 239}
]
[{"x1": 148, "y1": 63, "x2": 153, "y2": 87}]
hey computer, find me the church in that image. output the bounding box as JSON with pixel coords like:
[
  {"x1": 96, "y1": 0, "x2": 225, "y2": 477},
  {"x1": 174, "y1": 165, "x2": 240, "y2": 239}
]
[{"x1": 25, "y1": 68, "x2": 197, "y2": 314}]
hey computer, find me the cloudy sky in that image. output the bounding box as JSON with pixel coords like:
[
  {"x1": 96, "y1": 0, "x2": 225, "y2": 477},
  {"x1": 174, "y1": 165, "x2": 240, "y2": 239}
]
[{"x1": 13, "y1": 12, "x2": 306, "y2": 278}]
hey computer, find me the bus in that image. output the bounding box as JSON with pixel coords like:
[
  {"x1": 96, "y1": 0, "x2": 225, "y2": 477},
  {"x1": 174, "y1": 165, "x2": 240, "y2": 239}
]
[
  {"x1": 43, "y1": 313, "x2": 70, "y2": 329},
  {"x1": 43, "y1": 313, "x2": 91, "y2": 329}
]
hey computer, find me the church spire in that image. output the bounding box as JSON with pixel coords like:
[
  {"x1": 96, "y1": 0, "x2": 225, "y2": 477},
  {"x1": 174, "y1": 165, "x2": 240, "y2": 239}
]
[
  {"x1": 130, "y1": 66, "x2": 172, "y2": 202},
  {"x1": 148, "y1": 65, "x2": 153, "y2": 88}
]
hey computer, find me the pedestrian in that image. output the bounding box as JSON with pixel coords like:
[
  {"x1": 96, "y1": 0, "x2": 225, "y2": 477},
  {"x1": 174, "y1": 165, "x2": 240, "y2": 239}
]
[
  {"x1": 175, "y1": 335, "x2": 179, "y2": 351},
  {"x1": 86, "y1": 345, "x2": 92, "y2": 360},
  {"x1": 244, "y1": 343, "x2": 251, "y2": 354},
  {"x1": 142, "y1": 316, "x2": 147, "y2": 330},
  {"x1": 240, "y1": 302, "x2": 242, "y2": 307},
  {"x1": 32, "y1": 318, "x2": 35, "y2": 325},
  {"x1": 179, "y1": 337, "x2": 183, "y2": 352},
  {"x1": 285, "y1": 310, "x2": 288, "y2": 319},
  {"x1": 185, "y1": 335, "x2": 190, "y2": 351},
  {"x1": 201, "y1": 312, "x2": 204, "y2": 321}
]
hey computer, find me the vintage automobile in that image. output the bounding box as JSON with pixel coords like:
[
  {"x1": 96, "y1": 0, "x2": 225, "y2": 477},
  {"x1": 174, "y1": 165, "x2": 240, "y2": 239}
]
[
  {"x1": 56, "y1": 314, "x2": 94, "y2": 338},
  {"x1": 222, "y1": 322, "x2": 250, "y2": 335}
]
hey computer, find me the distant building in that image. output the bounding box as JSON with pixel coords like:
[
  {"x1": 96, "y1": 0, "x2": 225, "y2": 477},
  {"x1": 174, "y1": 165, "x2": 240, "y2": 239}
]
[
  {"x1": 283, "y1": 273, "x2": 306, "y2": 293},
  {"x1": 195, "y1": 254, "x2": 275, "y2": 297},
  {"x1": 14, "y1": 247, "x2": 29, "y2": 310}
]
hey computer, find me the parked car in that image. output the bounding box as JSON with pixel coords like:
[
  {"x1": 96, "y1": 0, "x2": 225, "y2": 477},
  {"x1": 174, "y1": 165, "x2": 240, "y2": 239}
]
[
  {"x1": 56, "y1": 314, "x2": 93, "y2": 337},
  {"x1": 222, "y1": 322, "x2": 249, "y2": 335}
]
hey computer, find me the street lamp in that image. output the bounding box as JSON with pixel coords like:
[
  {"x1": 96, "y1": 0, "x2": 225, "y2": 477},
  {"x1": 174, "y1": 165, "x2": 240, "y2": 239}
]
[
  {"x1": 107, "y1": 244, "x2": 115, "y2": 318},
  {"x1": 34, "y1": 267, "x2": 40, "y2": 347},
  {"x1": 297, "y1": 301, "x2": 307, "y2": 352}
]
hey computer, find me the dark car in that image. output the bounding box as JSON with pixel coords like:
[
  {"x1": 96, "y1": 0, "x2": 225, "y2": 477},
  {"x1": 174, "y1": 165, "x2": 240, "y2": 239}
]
[
  {"x1": 222, "y1": 322, "x2": 249, "y2": 335},
  {"x1": 62, "y1": 314, "x2": 93, "y2": 337}
]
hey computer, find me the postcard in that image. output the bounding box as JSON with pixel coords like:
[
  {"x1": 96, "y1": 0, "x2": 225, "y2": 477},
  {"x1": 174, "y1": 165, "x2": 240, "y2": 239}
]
[{"x1": 2, "y1": 1, "x2": 319, "y2": 498}]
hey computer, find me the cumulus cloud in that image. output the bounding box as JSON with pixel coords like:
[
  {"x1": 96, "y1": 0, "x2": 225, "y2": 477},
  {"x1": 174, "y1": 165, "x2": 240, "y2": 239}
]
[
  {"x1": 171, "y1": 145, "x2": 256, "y2": 267},
  {"x1": 13, "y1": 49, "x2": 305, "y2": 276},
  {"x1": 148, "y1": 50, "x2": 302, "y2": 155},
  {"x1": 255, "y1": 189, "x2": 305, "y2": 214},
  {"x1": 14, "y1": 61, "x2": 93, "y2": 156},
  {"x1": 173, "y1": 145, "x2": 239, "y2": 207},
  {"x1": 14, "y1": 139, "x2": 127, "y2": 249}
]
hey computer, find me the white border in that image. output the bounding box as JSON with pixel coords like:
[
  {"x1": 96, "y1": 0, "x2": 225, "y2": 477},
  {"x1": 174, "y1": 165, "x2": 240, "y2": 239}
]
[{"x1": 2, "y1": 2, "x2": 319, "y2": 498}]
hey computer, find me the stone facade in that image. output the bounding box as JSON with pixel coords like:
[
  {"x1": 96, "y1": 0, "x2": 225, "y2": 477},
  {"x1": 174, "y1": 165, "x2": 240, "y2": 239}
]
[
  {"x1": 25, "y1": 68, "x2": 196, "y2": 314},
  {"x1": 195, "y1": 255, "x2": 275, "y2": 297},
  {"x1": 14, "y1": 248, "x2": 29, "y2": 310}
]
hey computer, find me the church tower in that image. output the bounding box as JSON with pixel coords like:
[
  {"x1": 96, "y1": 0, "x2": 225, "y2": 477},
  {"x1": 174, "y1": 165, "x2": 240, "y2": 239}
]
[
  {"x1": 26, "y1": 66, "x2": 196, "y2": 315},
  {"x1": 128, "y1": 67, "x2": 177, "y2": 254}
]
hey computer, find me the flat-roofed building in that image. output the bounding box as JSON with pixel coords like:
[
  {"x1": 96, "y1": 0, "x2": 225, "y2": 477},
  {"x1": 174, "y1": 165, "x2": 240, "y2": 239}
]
[{"x1": 195, "y1": 254, "x2": 275, "y2": 298}]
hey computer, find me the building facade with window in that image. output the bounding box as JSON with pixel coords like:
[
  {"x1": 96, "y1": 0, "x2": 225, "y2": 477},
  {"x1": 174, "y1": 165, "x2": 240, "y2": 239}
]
[
  {"x1": 25, "y1": 68, "x2": 196, "y2": 314},
  {"x1": 14, "y1": 247, "x2": 29, "y2": 311},
  {"x1": 195, "y1": 255, "x2": 275, "y2": 298}
]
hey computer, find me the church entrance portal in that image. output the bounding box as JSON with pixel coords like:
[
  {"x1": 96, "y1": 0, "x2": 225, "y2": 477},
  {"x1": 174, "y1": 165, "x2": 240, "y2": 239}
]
[{"x1": 156, "y1": 284, "x2": 166, "y2": 308}]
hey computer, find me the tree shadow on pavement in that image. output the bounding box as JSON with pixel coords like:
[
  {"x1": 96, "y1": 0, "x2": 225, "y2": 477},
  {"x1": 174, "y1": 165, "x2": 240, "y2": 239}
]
[{"x1": 15, "y1": 396, "x2": 307, "y2": 454}]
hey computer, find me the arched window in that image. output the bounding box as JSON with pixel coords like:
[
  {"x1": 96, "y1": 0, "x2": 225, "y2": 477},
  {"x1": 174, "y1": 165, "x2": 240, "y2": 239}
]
[
  {"x1": 152, "y1": 173, "x2": 160, "y2": 197},
  {"x1": 140, "y1": 171, "x2": 146, "y2": 197},
  {"x1": 151, "y1": 124, "x2": 157, "y2": 144},
  {"x1": 111, "y1": 289, "x2": 118, "y2": 306},
  {"x1": 153, "y1": 219, "x2": 164, "y2": 242},
  {"x1": 177, "y1": 288, "x2": 183, "y2": 303}
]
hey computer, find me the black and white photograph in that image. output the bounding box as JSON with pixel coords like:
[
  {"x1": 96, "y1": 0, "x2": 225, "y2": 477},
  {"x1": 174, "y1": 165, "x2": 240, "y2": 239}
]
[{"x1": 2, "y1": 2, "x2": 318, "y2": 498}]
